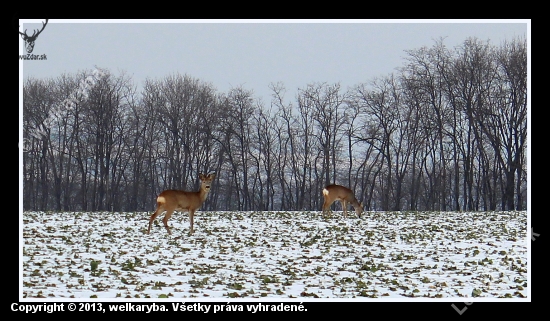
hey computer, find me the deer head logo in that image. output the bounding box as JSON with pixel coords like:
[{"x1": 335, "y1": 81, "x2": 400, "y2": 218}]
[{"x1": 19, "y1": 19, "x2": 48, "y2": 53}]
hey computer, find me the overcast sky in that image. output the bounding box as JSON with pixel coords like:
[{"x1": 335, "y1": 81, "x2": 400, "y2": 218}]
[{"x1": 19, "y1": 19, "x2": 529, "y2": 103}]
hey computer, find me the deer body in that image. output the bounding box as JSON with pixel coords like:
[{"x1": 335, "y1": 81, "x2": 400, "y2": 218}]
[
  {"x1": 322, "y1": 184, "x2": 363, "y2": 218},
  {"x1": 148, "y1": 173, "x2": 215, "y2": 235}
]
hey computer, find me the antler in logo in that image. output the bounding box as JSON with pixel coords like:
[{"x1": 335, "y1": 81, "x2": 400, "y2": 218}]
[{"x1": 19, "y1": 19, "x2": 48, "y2": 53}]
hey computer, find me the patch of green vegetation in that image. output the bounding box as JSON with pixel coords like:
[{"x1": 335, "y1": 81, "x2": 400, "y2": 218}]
[
  {"x1": 226, "y1": 292, "x2": 240, "y2": 298},
  {"x1": 121, "y1": 257, "x2": 143, "y2": 271},
  {"x1": 472, "y1": 288, "x2": 482, "y2": 297},
  {"x1": 189, "y1": 264, "x2": 217, "y2": 274},
  {"x1": 478, "y1": 257, "x2": 493, "y2": 265},
  {"x1": 152, "y1": 281, "x2": 167, "y2": 289},
  {"x1": 228, "y1": 282, "x2": 244, "y2": 290},
  {"x1": 300, "y1": 291, "x2": 319, "y2": 298},
  {"x1": 261, "y1": 276, "x2": 279, "y2": 284}
]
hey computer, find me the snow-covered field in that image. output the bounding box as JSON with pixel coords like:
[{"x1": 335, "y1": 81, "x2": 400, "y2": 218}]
[{"x1": 21, "y1": 210, "x2": 528, "y2": 300}]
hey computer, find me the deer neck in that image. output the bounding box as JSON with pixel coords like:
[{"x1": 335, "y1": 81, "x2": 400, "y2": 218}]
[{"x1": 199, "y1": 188, "x2": 210, "y2": 202}]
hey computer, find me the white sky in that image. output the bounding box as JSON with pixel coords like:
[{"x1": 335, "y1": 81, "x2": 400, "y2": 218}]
[{"x1": 19, "y1": 19, "x2": 529, "y2": 103}]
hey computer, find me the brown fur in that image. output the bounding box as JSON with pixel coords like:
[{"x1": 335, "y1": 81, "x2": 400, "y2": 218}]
[
  {"x1": 147, "y1": 173, "x2": 216, "y2": 235},
  {"x1": 322, "y1": 184, "x2": 363, "y2": 218}
]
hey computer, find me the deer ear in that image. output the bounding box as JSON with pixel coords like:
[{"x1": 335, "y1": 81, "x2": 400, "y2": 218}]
[
  {"x1": 209, "y1": 173, "x2": 216, "y2": 179},
  {"x1": 199, "y1": 173, "x2": 205, "y2": 179}
]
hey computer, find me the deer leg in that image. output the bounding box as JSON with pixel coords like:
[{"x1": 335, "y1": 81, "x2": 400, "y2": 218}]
[
  {"x1": 322, "y1": 200, "x2": 332, "y2": 218},
  {"x1": 188, "y1": 209, "x2": 195, "y2": 234},
  {"x1": 148, "y1": 206, "x2": 163, "y2": 234},
  {"x1": 162, "y1": 209, "x2": 174, "y2": 235},
  {"x1": 341, "y1": 200, "x2": 348, "y2": 218}
]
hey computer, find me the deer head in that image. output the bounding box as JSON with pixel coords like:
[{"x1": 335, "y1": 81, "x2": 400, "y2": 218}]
[{"x1": 19, "y1": 19, "x2": 48, "y2": 53}]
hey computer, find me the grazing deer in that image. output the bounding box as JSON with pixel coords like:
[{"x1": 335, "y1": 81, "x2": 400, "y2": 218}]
[
  {"x1": 147, "y1": 173, "x2": 216, "y2": 235},
  {"x1": 322, "y1": 184, "x2": 363, "y2": 218}
]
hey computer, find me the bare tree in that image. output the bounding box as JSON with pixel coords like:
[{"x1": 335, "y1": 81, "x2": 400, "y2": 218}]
[
  {"x1": 483, "y1": 37, "x2": 527, "y2": 210},
  {"x1": 22, "y1": 36, "x2": 527, "y2": 213}
]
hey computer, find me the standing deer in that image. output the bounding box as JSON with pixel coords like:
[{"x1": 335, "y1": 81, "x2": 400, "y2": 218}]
[
  {"x1": 147, "y1": 173, "x2": 216, "y2": 235},
  {"x1": 322, "y1": 184, "x2": 363, "y2": 218}
]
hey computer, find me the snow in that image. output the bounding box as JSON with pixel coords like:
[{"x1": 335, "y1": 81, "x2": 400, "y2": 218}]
[{"x1": 21, "y1": 210, "x2": 528, "y2": 301}]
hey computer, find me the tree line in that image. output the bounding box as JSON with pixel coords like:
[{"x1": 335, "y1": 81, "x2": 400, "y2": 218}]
[{"x1": 22, "y1": 37, "x2": 527, "y2": 212}]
